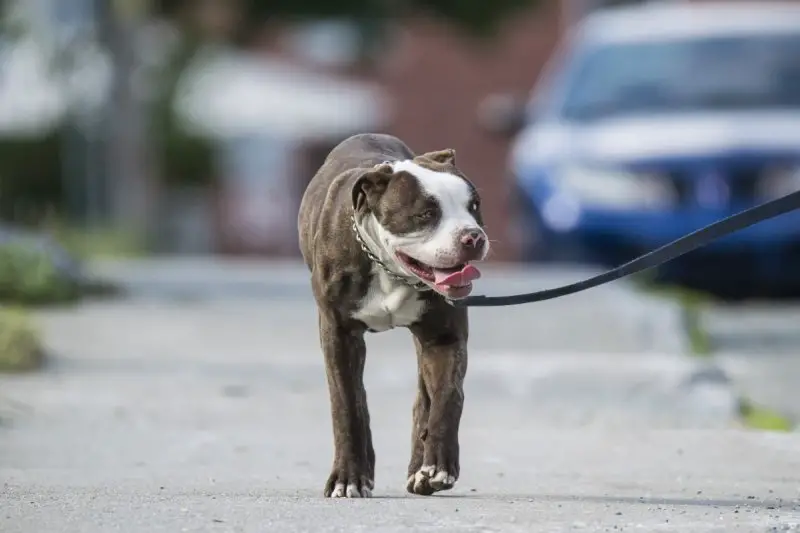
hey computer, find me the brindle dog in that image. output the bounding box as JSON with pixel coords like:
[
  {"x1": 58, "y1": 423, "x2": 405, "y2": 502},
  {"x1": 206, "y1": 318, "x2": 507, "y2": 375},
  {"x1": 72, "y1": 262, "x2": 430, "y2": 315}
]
[{"x1": 298, "y1": 133, "x2": 489, "y2": 498}]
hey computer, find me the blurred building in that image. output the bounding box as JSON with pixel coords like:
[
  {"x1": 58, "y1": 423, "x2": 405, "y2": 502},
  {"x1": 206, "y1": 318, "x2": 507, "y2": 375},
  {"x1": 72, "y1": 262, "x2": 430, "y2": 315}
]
[{"x1": 145, "y1": 1, "x2": 566, "y2": 260}]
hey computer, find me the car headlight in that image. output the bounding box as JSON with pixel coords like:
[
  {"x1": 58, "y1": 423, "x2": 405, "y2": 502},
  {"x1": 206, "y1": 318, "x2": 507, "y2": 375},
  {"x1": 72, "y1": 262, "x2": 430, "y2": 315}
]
[
  {"x1": 556, "y1": 164, "x2": 677, "y2": 209},
  {"x1": 757, "y1": 164, "x2": 800, "y2": 200}
]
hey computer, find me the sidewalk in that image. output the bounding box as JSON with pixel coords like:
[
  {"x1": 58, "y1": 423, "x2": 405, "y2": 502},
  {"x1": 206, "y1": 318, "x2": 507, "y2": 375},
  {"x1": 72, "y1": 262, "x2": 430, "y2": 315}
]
[
  {"x1": 85, "y1": 258, "x2": 690, "y2": 354},
  {"x1": 1, "y1": 262, "x2": 798, "y2": 532}
]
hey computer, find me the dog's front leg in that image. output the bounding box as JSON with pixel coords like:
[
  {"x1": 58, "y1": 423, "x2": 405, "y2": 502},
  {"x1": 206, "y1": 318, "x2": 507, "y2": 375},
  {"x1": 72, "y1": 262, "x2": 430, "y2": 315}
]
[
  {"x1": 406, "y1": 311, "x2": 468, "y2": 496},
  {"x1": 318, "y1": 310, "x2": 375, "y2": 498}
]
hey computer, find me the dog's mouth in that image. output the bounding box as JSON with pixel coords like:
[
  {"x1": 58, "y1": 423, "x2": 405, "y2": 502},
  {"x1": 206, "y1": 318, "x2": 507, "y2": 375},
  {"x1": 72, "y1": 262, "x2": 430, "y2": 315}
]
[{"x1": 395, "y1": 251, "x2": 481, "y2": 299}]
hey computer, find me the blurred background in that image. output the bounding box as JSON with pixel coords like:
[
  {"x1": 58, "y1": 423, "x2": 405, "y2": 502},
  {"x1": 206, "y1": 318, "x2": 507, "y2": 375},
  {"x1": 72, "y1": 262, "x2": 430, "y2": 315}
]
[
  {"x1": 0, "y1": 0, "x2": 798, "y2": 298},
  {"x1": 2, "y1": 0, "x2": 800, "y2": 512}
]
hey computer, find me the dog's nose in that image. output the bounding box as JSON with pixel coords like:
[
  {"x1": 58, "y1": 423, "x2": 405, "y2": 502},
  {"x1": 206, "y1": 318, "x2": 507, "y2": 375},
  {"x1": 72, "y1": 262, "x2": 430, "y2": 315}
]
[{"x1": 460, "y1": 229, "x2": 485, "y2": 249}]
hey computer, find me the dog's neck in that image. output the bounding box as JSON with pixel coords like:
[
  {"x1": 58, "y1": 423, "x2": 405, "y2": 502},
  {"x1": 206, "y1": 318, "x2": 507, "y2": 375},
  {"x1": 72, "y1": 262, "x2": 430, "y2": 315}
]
[
  {"x1": 352, "y1": 213, "x2": 430, "y2": 291},
  {"x1": 354, "y1": 213, "x2": 394, "y2": 266}
]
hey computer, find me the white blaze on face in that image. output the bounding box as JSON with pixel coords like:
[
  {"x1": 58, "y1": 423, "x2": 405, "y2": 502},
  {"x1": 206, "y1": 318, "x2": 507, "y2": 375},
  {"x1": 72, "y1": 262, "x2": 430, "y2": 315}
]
[{"x1": 376, "y1": 160, "x2": 488, "y2": 268}]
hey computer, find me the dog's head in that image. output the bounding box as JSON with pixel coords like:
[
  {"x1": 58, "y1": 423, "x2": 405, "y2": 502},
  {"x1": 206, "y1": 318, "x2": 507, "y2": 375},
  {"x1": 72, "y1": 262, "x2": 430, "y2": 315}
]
[{"x1": 352, "y1": 149, "x2": 490, "y2": 300}]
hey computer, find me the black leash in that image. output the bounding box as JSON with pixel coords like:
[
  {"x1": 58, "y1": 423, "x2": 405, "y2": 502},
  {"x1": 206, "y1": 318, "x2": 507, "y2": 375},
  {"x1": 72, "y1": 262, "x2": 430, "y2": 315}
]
[{"x1": 453, "y1": 190, "x2": 800, "y2": 307}]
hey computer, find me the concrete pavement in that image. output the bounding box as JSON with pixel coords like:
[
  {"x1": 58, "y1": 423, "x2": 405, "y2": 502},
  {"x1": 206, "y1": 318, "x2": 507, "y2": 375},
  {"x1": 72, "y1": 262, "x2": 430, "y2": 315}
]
[
  {"x1": 5, "y1": 426, "x2": 800, "y2": 532},
  {"x1": 2, "y1": 260, "x2": 799, "y2": 532}
]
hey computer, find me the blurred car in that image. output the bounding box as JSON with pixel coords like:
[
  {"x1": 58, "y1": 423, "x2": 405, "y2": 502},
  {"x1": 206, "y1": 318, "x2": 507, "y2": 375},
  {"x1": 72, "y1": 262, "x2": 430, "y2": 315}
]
[{"x1": 482, "y1": 1, "x2": 800, "y2": 295}]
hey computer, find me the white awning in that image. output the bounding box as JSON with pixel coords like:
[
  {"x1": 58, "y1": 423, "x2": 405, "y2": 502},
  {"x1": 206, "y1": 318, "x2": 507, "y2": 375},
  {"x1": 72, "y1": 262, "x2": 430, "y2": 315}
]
[
  {"x1": 173, "y1": 46, "x2": 392, "y2": 141},
  {"x1": 0, "y1": 37, "x2": 391, "y2": 141}
]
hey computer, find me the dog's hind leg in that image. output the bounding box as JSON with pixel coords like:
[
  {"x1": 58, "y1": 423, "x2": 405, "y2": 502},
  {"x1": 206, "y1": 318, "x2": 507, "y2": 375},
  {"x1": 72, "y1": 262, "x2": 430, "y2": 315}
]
[{"x1": 318, "y1": 310, "x2": 375, "y2": 498}]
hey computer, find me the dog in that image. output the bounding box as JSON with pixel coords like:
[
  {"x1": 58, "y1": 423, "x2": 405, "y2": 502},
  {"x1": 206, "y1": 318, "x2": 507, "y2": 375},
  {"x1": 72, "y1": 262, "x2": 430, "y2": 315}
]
[{"x1": 297, "y1": 133, "x2": 490, "y2": 498}]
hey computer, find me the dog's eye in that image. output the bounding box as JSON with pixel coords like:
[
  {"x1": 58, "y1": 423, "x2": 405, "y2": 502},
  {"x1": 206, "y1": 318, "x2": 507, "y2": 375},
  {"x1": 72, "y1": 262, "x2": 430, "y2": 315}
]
[{"x1": 469, "y1": 200, "x2": 480, "y2": 212}]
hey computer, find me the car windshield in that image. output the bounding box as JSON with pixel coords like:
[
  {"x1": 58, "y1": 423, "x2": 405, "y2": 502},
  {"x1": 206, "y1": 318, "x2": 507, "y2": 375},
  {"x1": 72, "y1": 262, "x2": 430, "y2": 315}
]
[{"x1": 559, "y1": 32, "x2": 800, "y2": 121}]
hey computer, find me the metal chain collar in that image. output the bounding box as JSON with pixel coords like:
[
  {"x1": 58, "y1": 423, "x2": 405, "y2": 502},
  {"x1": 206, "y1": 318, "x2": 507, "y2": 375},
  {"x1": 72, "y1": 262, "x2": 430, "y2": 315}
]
[{"x1": 351, "y1": 214, "x2": 430, "y2": 291}]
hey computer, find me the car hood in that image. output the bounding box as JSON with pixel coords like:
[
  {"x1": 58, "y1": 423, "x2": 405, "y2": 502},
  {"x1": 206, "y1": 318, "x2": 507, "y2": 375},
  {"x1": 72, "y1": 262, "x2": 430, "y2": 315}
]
[{"x1": 511, "y1": 111, "x2": 800, "y2": 168}]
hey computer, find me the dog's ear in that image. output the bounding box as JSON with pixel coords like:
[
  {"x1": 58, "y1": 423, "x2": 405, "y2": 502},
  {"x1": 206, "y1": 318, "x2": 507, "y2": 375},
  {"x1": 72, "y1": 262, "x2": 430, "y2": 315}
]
[
  {"x1": 352, "y1": 163, "x2": 394, "y2": 214},
  {"x1": 418, "y1": 148, "x2": 456, "y2": 166}
]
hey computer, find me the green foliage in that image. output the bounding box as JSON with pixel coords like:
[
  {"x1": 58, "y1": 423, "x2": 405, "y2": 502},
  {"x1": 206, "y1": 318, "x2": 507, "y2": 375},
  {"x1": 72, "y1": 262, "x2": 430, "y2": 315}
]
[
  {"x1": 0, "y1": 306, "x2": 44, "y2": 373},
  {"x1": 681, "y1": 302, "x2": 712, "y2": 357},
  {"x1": 738, "y1": 399, "x2": 794, "y2": 432},
  {"x1": 157, "y1": 125, "x2": 216, "y2": 188},
  {"x1": 0, "y1": 129, "x2": 65, "y2": 224},
  {"x1": 156, "y1": 0, "x2": 543, "y2": 38},
  {"x1": 149, "y1": 35, "x2": 216, "y2": 188},
  {"x1": 52, "y1": 225, "x2": 145, "y2": 260},
  {"x1": 0, "y1": 243, "x2": 81, "y2": 306},
  {"x1": 398, "y1": 0, "x2": 542, "y2": 36}
]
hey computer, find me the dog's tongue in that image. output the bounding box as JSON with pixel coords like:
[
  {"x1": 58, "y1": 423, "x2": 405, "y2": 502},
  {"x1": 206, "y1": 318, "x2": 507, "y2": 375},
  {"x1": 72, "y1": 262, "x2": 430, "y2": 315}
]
[{"x1": 432, "y1": 264, "x2": 481, "y2": 287}]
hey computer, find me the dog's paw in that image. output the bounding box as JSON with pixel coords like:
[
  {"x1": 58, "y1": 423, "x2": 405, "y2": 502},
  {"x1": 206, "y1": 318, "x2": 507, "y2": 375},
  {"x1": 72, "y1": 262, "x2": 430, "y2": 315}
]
[
  {"x1": 324, "y1": 468, "x2": 374, "y2": 499},
  {"x1": 406, "y1": 464, "x2": 457, "y2": 496}
]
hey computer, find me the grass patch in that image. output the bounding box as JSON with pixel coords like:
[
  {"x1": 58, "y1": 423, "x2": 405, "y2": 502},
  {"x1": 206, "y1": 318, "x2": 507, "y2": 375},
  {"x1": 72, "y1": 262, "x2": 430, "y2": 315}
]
[
  {"x1": 0, "y1": 243, "x2": 83, "y2": 306},
  {"x1": 0, "y1": 223, "x2": 128, "y2": 307},
  {"x1": 738, "y1": 398, "x2": 794, "y2": 432},
  {"x1": 48, "y1": 225, "x2": 146, "y2": 260},
  {"x1": 680, "y1": 300, "x2": 713, "y2": 357},
  {"x1": 0, "y1": 306, "x2": 44, "y2": 373}
]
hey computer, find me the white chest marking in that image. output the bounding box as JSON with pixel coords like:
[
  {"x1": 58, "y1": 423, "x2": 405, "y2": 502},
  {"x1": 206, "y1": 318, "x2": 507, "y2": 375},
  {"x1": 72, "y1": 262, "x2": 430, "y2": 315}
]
[{"x1": 351, "y1": 267, "x2": 427, "y2": 332}]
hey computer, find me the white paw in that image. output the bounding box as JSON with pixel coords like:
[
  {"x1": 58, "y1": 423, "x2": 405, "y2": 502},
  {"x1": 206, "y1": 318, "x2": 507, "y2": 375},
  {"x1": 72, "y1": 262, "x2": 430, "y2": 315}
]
[
  {"x1": 406, "y1": 465, "x2": 456, "y2": 495},
  {"x1": 429, "y1": 469, "x2": 457, "y2": 489},
  {"x1": 329, "y1": 481, "x2": 373, "y2": 498}
]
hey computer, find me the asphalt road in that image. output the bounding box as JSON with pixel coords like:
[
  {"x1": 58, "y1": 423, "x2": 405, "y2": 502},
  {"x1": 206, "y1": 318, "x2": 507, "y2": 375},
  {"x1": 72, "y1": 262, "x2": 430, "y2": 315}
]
[{"x1": 2, "y1": 260, "x2": 799, "y2": 532}]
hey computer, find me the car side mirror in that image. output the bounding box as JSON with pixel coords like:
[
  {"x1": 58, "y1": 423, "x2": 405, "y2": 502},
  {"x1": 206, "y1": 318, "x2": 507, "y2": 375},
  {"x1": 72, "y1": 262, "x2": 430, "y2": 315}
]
[{"x1": 477, "y1": 93, "x2": 529, "y2": 137}]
